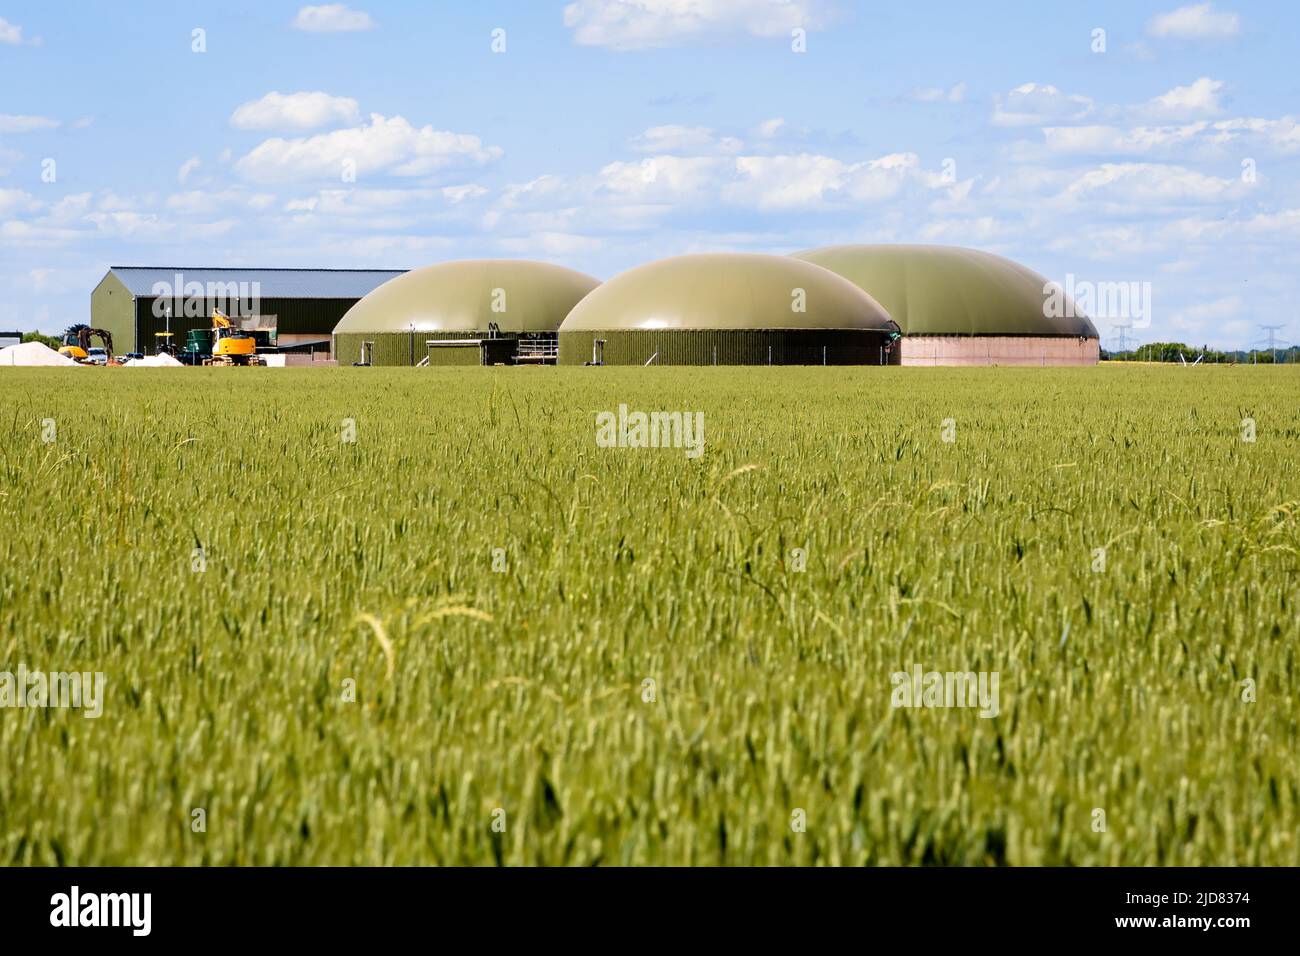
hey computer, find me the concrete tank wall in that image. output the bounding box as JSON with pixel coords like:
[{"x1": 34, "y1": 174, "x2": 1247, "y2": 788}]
[
  {"x1": 558, "y1": 329, "x2": 895, "y2": 365},
  {"x1": 900, "y1": 336, "x2": 1099, "y2": 366},
  {"x1": 334, "y1": 331, "x2": 485, "y2": 366}
]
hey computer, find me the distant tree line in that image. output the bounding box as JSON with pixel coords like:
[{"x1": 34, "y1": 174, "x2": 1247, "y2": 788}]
[{"x1": 1102, "y1": 342, "x2": 1298, "y2": 364}]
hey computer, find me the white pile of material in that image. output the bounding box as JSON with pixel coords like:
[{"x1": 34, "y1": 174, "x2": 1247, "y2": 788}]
[
  {"x1": 124, "y1": 353, "x2": 185, "y2": 367},
  {"x1": 0, "y1": 341, "x2": 79, "y2": 366}
]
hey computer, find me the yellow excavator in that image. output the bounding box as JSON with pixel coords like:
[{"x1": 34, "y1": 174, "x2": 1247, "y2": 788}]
[
  {"x1": 204, "y1": 309, "x2": 263, "y2": 366},
  {"x1": 59, "y1": 324, "x2": 114, "y2": 363}
]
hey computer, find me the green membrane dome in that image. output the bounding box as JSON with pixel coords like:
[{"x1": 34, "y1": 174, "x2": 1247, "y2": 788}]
[
  {"x1": 792, "y1": 244, "x2": 1098, "y2": 338},
  {"x1": 559, "y1": 253, "x2": 893, "y2": 332},
  {"x1": 558, "y1": 253, "x2": 896, "y2": 365},
  {"x1": 334, "y1": 259, "x2": 600, "y2": 334}
]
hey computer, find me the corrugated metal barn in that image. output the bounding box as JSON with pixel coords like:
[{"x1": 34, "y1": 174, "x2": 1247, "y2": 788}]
[{"x1": 91, "y1": 267, "x2": 405, "y2": 355}]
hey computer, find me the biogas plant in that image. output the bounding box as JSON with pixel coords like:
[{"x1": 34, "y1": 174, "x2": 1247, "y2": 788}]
[
  {"x1": 337, "y1": 247, "x2": 1098, "y2": 367},
  {"x1": 52, "y1": 245, "x2": 1100, "y2": 368}
]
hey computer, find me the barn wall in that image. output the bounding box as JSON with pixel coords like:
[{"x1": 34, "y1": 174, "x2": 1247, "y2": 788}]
[
  {"x1": 90, "y1": 272, "x2": 136, "y2": 354},
  {"x1": 899, "y1": 336, "x2": 1099, "y2": 366},
  {"x1": 134, "y1": 297, "x2": 358, "y2": 354}
]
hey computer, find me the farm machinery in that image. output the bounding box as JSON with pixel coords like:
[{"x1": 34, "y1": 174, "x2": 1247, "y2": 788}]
[
  {"x1": 202, "y1": 309, "x2": 264, "y2": 366},
  {"x1": 59, "y1": 324, "x2": 115, "y2": 364}
]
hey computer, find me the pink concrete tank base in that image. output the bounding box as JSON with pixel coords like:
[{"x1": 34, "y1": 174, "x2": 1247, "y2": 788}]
[{"x1": 898, "y1": 336, "x2": 1100, "y2": 367}]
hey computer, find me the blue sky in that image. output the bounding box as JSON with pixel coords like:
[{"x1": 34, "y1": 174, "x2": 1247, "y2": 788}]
[{"x1": 1, "y1": 0, "x2": 1297, "y2": 348}]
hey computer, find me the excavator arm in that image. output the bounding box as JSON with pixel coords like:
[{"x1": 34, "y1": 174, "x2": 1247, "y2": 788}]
[
  {"x1": 91, "y1": 328, "x2": 113, "y2": 359},
  {"x1": 77, "y1": 327, "x2": 114, "y2": 359}
]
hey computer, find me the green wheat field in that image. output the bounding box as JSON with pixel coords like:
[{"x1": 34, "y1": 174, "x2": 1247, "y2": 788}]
[{"x1": 1, "y1": 366, "x2": 1297, "y2": 865}]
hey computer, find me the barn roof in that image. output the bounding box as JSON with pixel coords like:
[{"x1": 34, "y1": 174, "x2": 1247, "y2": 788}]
[{"x1": 106, "y1": 267, "x2": 406, "y2": 299}]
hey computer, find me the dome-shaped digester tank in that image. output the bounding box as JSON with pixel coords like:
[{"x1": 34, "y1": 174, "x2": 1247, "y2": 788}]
[
  {"x1": 792, "y1": 244, "x2": 1099, "y2": 366},
  {"x1": 334, "y1": 259, "x2": 600, "y2": 366},
  {"x1": 558, "y1": 253, "x2": 896, "y2": 366}
]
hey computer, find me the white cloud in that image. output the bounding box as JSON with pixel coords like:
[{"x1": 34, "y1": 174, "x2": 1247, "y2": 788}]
[
  {"x1": 993, "y1": 83, "x2": 1093, "y2": 127},
  {"x1": 599, "y1": 155, "x2": 724, "y2": 201},
  {"x1": 0, "y1": 17, "x2": 25, "y2": 44},
  {"x1": 1061, "y1": 162, "x2": 1246, "y2": 206},
  {"x1": 0, "y1": 114, "x2": 61, "y2": 133},
  {"x1": 1042, "y1": 123, "x2": 1208, "y2": 155},
  {"x1": 292, "y1": 4, "x2": 374, "y2": 33},
  {"x1": 234, "y1": 114, "x2": 502, "y2": 183},
  {"x1": 95, "y1": 192, "x2": 138, "y2": 213},
  {"x1": 627, "y1": 124, "x2": 742, "y2": 154},
  {"x1": 1177, "y1": 295, "x2": 1243, "y2": 322},
  {"x1": 82, "y1": 211, "x2": 163, "y2": 239},
  {"x1": 980, "y1": 164, "x2": 1075, "y2": 197},
  {"x1": 730, "y1": 152, "x2": 930, "y2": 209},
  {"x1": 1148, "y1": 3, "x2": 1240, "y2": 39},
  {"x1": 1212, "y1": 116, "x2": 1300, "y2": 152},
  {"x1": 442, "y1": 184, "x2": 488, "y2": 204},
  {"x1": 734, "y1": 116, "x2": 856, "y2": 150},
  {"x1": 1045, "y1": 225, "x2": 1167, "y2": 259},
  {"x1": 166, "y1": 189, "x2": 277, "y2": 215},
  {"x1": 908, "y1": 83, "x2": 967, "y2": 104},
  {"x1": 563, "y1": 0, "x2": 833, "y2": 50},
  {"x1": 499, "y1": 232, "x2": 605, "y2": 256},
  {"x1": 0, "y1": 189, "x2": 41, "y2": 217},
  {"x1": 918, "y1": 216, "x2": 1003, "y2": 243},
  {"x1": 47, "y1": 193, "x2": 92, "y2": 222},
  {"x1": 177, "y1": 157, "x2": 202, "y2": 184},
  {"x1": 549, "y1": 149, "x2": 949, "y2": 215},
  {"x1": 1147, "y1": 77, "x2": 1224, "y2": 117},
  {"x1": 283, "y1": 187, "x2": 439, "y2": 217},
  {"x1": 231, "y1": 91, "x2": 362, "y2": 130},
  {"x1": 1040, "y1": 114, "x2": 1299, "y2": 158},
  {"x1": 1148, "y1": 209, "x2": 1300, "y2": 245},
  {"x1": 1241, "y1": 208, "x2": 1300, "y2": 238},
  {"x1": 1003, "y1": 78, "x2": 1237, "y2": 161},
  {"x1": 732, "y1": 154, "x2": 853, "y2": 208}
]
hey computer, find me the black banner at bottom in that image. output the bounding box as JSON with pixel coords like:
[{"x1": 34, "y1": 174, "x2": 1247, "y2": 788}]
[{"x1": 0, "y1": 866, "x2": 1283, "y2": 943}]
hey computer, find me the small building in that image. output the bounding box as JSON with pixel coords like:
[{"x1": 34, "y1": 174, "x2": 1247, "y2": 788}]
[
  {"x1": 333, "y1": 260, "x2": 600, "y2": 366},
  {"x1": 91, "y1": 267, "x2": 406, "y2": 356},
  {"x1": 792, "y1": 245, "x2": 1100, "y2": 366},
  {"x1": 557, "y1": 253, "x2": 896, "y2": 365},
  {"x1": 0, "y1": 331, "x2": 22, "y2": 348}
]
